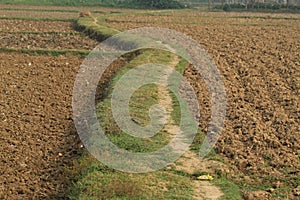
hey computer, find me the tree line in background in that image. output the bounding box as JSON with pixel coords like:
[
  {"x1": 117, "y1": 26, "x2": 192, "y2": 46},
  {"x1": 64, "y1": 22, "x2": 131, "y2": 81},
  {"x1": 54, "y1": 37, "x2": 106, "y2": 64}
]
[
  {"x1": 0, "y1": 0, "x2": 299, "y2": 10},
  {"x1": 181, "y1": 0, "x2": 300, "y2": 11},
  {"x1": 212, "y1": 0, "x2": 300, "y2": 11},
  {"x1": 0, "y1": 0, "x2": 185, "y2": 9}
]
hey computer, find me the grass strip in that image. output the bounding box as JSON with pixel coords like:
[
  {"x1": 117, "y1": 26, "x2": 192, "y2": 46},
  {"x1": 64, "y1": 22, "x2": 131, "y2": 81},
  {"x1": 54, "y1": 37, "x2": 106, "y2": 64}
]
[
  {"x1": 75, "y1": 15, "x2": 119, "y2": 41},
  {"x1": 0, "y1": 31, "x2": 80, "y2": 35},
  {"x1": 67, "y1": 152, "x2": 194, "y2": 200},
  {"x1": 0, "y1": 7, "x2": 79, "y2": 12},
  {"x1": 96, "y1": 50, "x2": 177, "y2": 153},
  {"x1": 71, "y1": 11, "x2": 244, "y2": 199},
  {"x1": 0, "y1": 16, "x2": 74, "y2": 21},
  {"x1": 67, "y1": 49, "x2": 195, "y2": 199},
  {"x1": 0, "y1": 47, "x2": 90, "y2": 56}
]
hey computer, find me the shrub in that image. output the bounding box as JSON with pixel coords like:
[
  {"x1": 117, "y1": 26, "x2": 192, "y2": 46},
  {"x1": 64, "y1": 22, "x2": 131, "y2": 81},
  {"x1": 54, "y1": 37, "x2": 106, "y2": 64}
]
[
  {"x1": 230, "y1": 3, "x2": 246, "y2": 9},
  {"x1": 132, "y1": 0, "x2": 185, "y2": 9},
  {"x1": 272, "y1": 3, "x2": 281, "y2": 10},
  {"x1": 223, "y1": 3, "x2": 231, "y2": 12}
]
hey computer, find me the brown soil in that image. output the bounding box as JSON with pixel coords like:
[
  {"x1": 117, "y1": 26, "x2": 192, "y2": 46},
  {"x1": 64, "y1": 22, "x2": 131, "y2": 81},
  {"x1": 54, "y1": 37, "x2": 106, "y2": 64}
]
[
  {"x1": 106, "y1": 12, "x2": 298, "y2": 27},
  {"x1": 1, "y1": 8, "x2": 299, "y2": 199},
  {"x1": 0, "y1": 52, "x2": 83, "y2": 199},
  {"x1": 0, "y1": 10, "x2": 78, "y2": 20},
  {"x1": 0, "y1": 32, "x2": 98, "y2": 50},
  {"x1": 0, "y1": 19, "x2": 75, "y2": 32},
  {"x1": 0, "y1": 53, "x2": 128, "y2": 199}
]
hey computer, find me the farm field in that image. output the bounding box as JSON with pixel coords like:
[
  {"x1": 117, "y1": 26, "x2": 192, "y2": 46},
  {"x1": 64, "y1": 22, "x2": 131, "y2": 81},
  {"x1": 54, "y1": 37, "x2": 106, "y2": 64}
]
[
  {"x1": 0, "y1": 9, "x2": 79, "y2": 20},
  {"x1": 0, "y1": 32, "x2": 98, "y2": 50},
  {"x1": 0, "y1": 19, "x2": 75, "y2": 32},
  {"x1": 104, "y1": 10, "x2": 300, "y2": 199},
  {"x1": 0, "y1": 3, "x2": 299, "y2": 200},
  {"x1": 0, "y1": 52, "x2": 83, "y2": 199}
]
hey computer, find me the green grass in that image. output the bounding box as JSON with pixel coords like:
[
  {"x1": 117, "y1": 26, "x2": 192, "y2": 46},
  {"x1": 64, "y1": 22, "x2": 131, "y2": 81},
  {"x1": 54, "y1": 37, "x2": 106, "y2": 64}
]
[
  {"x1": 0, "y1": 31, "x2": 81, "y2": 35},
  {"x1": 0, "y1": 15, "x2": 74, "y2": 21},
  {"x1": 0, "y1": 0, "x2": 115, "y2": 7},
  {"x1": 97, "y1": 84, "x2": 170, "y2": 153},
  {"x1": 67, "y1": 49, "x2": 197, "y2": 199},
  {"x1": 96, "y1": 50, "x2": 178, "y2": 153},
  {"x1": 67, "y1": 152, "x2": 194, "y2": 200},
  {"x1": 213, "y1": 176, "x2": 243, "y2": 200},
  {"x1": 0, "y1": 47, "x2": 90, "y2": 57},
  {"x1": 75, "y1": 16, "x2": 119, "y2": 41},
  {"x1": 0, "y1": 7, "x2": 79, "y2": 12}
]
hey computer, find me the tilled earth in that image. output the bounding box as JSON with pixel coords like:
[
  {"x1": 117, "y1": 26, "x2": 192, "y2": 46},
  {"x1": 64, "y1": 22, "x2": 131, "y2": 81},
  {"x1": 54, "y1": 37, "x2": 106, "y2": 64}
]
[
  {"x1": 0, "y1": 10, "x2": 78, "y2": 20},
  {"x1": 0, "y1": 52, "x2": 83, "y2": 199},
  {"x1": 0, "y1": 19, "x2": 75, "y2": 32},
  {"x1": 0, "y1": 15, "x2": 101, "y2": 198},
  {"x1": 0, "y1": 19, "x2": 98, "y2": 51},
  {"x1": 0, "y1": 8, "x2": 299, "y2": 200},
  {"x1": 0, "y1": 50, "x2": 129, "y2": 199},
  {"x1": 1, "y1": 32, "x2": 98, "y2": 50}
]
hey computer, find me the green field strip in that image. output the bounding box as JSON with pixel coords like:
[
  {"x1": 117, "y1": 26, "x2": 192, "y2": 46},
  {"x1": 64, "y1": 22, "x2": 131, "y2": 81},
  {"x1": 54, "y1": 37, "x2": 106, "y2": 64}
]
[
  {"x1": 75, "y1": 15, "x2": 120, "y2": 41},
  {"x1": 0, "y1": 7, "x2": 79, "y2": 12},
  {"x1": 0, "y1": 47, "x2": 90, "y2": 56},
  {"x1": 0, "y1": 16, "x2": 75, "y2": 21},
  {"x1": 0, "y1": 31, "x2": 81, "y2": 35}
]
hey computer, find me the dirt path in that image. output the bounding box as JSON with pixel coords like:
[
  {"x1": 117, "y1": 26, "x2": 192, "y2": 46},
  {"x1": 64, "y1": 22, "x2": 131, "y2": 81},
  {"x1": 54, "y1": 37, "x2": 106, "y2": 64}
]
[
  {"x1": 92, "y1": 15, "x2": 120, "y2": 33},
  {"x1": 157, "y1": 55, "x2": 224, "y2": 200}
]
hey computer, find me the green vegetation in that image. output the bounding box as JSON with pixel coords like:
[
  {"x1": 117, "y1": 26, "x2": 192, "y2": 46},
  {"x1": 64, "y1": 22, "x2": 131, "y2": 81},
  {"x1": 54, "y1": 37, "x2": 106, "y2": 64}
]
[
  {"x1": 67, "y1": 49, "x2": 197, "y2": 199},
  {"x1": 67, "y1": 152, "x2": 194, "y2": 200},
  {"x1": 0, "y1": 7, "x2": 79, "y2": 12},
  {"x1": 1, "y1": 31, "x2": 81, "y2": 35},
  {"x1": 96, "y1": 50, "x2": 179, "y2": 153},
  {"x1": 129, "y1": 0, "x2": 185, "y2": 9},
  {"x1": 0, "y1": 15, "x2": 74, "y2": 21},
  {"x1": 0, "y1": 47, "x2": 90, "y2": 56},
  {"x1": 75, "y1": 15, "x2": 119, "y2": 41},
  {"x1": 214, "y1": 176, "x2": 243, "y2": 200},
  {"x1": 0, "y1": 0, "x2": 184, "y2": 9},
  {"x1": 214, "y1": 2, "x2": 300, "y2": 12}
]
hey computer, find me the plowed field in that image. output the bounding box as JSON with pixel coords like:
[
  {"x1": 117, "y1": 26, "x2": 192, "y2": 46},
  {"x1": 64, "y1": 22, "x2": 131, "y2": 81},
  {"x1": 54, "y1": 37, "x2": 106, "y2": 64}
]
[
  {"x1": 0, "y1": 52, "x2": 83, "y2": 199},
  {"x1": 0, "y1": 19, "x2": 74, "y2": 32},
  {"x1": 0, "y1": 32, "x2": 98, "y2": 50},
  {"x1": 0, "y1": 6, "x2": 299, "y2": 199}
]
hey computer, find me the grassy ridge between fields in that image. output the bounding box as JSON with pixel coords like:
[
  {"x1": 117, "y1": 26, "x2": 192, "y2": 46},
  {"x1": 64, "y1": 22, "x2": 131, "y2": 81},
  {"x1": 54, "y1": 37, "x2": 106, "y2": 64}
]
[
  {"x1": 68, "y1": 13, "x2": 197, "y2": 200},
  {"x1": 67, "y1": 49, "x2": 198, "y2": 200},
  {"x1": 65, "y1": 12, "x2": 244, "y2": 199},
  {"x1": 75, "y1": 15, "x2": 119, "y2": 41}
]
